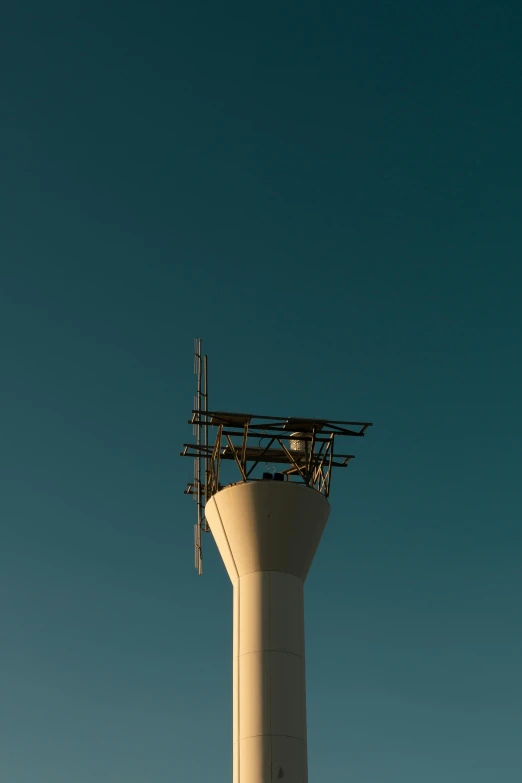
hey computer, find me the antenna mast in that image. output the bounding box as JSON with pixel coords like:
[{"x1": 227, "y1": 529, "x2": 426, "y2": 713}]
[{"x1": 192, "y1": 338, "x2": 208, "y2": 574}]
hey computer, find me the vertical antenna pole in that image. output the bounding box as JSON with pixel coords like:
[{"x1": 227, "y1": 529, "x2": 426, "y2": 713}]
[
  {"x1": 194, "y1": 338, "x2": 203, "y2": 574},
  {"x1": 203, "y1": 353, "x2": 209, "y2": 529}
]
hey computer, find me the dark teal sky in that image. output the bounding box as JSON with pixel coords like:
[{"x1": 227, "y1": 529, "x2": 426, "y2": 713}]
[{"x1": 2, "y1": 2, "x2": 522, "y2": 781}]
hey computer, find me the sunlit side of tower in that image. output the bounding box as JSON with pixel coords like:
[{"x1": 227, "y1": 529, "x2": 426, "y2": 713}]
[{"x1": 182, "y1": 340, "x2": 372, "y2": 783}]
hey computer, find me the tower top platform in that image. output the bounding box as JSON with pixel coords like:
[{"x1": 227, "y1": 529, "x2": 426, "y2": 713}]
[{"x1": 182, "y1": 339, "x2": 372, "y2": 573}]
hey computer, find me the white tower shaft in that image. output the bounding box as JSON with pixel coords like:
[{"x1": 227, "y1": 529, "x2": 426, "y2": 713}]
[
  {"x1": 233, "y1": 570, "x2": 307, "y2": 781},
  {"x1": 205, "y1": 481, "x2": 330, "y2": 783}
]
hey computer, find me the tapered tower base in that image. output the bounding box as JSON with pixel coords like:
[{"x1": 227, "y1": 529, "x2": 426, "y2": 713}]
[{"x1": 205, "y1": 481, "x2": 330, "y2": 783}]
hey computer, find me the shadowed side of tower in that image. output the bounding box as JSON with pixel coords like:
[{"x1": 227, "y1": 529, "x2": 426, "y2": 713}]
[{"x1": 205, "y1": 481, "x2": 330, "y2": 783}]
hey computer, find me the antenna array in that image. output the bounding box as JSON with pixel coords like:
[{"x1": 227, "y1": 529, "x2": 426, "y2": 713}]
[{"x1": 183, "y1": 339, "x2": 372, "y2": 575}]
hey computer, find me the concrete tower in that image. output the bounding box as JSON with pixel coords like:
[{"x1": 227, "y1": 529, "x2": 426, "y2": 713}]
[
  {"x1": 182, "y1": 340, "x2": 371, "y2": 783},
  {"x1": 206, "y1": 481, "x2": 329, "y2": 782}
]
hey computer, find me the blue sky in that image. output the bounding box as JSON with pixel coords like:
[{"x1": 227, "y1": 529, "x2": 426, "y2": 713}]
[{"x1": 1, "y1": 2, "x2": 522, "y2": 781}]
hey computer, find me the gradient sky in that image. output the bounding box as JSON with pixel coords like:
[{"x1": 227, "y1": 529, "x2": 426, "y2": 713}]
[{"x1": 2, "y1": 2, "x2": 522, "y2": 781}]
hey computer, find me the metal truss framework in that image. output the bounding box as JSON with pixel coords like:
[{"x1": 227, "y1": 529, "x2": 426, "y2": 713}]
[{"x1": 182, "y1": 410, "x2": 372, "y2": 498}]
